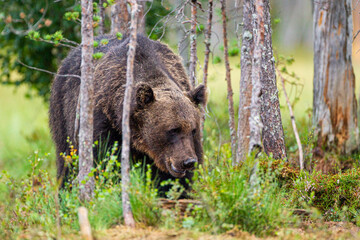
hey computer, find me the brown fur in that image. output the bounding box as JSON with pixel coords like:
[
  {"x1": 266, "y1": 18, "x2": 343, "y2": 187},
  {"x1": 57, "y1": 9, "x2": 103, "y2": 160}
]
[{"x1": 49, "y1": 34, "x2": 206, "y2": 190}]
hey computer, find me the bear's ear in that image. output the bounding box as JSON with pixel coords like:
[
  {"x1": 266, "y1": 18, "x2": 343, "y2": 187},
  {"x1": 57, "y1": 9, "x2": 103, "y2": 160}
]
[
  {"x1": 135, "y1": 83, "x2": 155, "y2": 109},
  {"x1": 188, "y1": 84, "x2": 206, "y2": 105}
]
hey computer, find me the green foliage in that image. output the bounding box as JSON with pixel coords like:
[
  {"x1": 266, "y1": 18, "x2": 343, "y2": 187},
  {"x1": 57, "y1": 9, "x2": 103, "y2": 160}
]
[
  {"x1": 116, "y1": 32, "x2": 123, "y2": 40},
  {"x1": 130, "y1": 163, "x2": 161, "y2": 226},
  {"x1": 0, "y1": 0, "x2": 81, "y2": 100},
  {"x1": 145, "y1": 0, "x2": 172, "y2": 40},
  {"x1": 293, "y1": 169, "x2": 360, "y2": 224},
  {"x1": 190, "y1": 145, "x2": 294, "y2": 236},
  {"x1": 93, "y1": 52, "x2": 105, "y2": 59},
  {"x1": 212, "y1": 56, "x2": 221, "y2": 64},
  {"x1": 228, "y1": 47, "x2": 240, "y2": 56}
]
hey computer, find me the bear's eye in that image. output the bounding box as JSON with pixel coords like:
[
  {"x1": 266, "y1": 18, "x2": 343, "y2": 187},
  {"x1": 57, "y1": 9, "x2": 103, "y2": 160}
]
[
  {"x1": 167, "y1": 127, "x2": 181, "y2": 136},
  {"x1": 192, "y1": 129, "x2": 196, "y2": 136}
]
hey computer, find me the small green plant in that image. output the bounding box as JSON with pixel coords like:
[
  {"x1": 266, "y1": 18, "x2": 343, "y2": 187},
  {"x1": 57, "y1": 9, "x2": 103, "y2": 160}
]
[{"x1": 190, "y1": 145, "x2": 294, "y2": 236}]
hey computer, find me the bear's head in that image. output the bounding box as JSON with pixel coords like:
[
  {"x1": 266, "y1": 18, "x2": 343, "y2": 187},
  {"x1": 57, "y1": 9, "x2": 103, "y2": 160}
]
[{"x1": 131, "y1": 83, "x2": 206, "y2": 178}]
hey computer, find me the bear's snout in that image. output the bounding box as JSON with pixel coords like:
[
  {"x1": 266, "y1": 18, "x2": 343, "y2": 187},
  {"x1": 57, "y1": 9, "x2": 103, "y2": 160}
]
[{"x1": 182, "y1": 158, "x2": 197, "y2": 170}]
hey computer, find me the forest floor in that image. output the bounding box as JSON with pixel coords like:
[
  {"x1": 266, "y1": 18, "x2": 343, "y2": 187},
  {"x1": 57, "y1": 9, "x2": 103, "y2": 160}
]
[{"x1": 17, "y1": 222, "x2": 360, "y2": 240}]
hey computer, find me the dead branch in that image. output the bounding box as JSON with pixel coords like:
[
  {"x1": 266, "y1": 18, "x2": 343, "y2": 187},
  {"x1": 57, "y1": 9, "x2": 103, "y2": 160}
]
[
  {"x1": 277, "y1": 69, "x2": 304, "y2": 170},
  {"x1": 221, "y1": 0, "x2": 237, "y2": 162},
  {"x1": 17, "y1": 60, "x2": 81, "y2": 79}
]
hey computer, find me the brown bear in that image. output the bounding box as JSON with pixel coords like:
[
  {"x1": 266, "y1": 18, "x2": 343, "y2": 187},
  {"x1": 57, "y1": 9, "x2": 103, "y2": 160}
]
[{"x1": 49, "y1": 34, "x2": 206, "y2": 193}]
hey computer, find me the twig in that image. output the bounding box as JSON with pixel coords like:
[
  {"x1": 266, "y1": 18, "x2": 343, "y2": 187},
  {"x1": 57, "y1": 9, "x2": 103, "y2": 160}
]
[
  {"x1": 277, "y1": 68, "x2": 304, "y2": 170},
  {"x1": 221, "y1": 0, "x2": 236, "y2": 163},
  {"x1": 36, "y1": 38, "x2": 77, "y2": 49},
  {"x1": 17, "y1": 60, "x2": 81, "y2": 79}
]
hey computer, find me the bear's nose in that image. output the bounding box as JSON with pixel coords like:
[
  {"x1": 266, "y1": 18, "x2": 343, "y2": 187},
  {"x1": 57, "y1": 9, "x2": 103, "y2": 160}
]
[{"x1": 183, "y1": 158, "x2": 197, "y2": 169}]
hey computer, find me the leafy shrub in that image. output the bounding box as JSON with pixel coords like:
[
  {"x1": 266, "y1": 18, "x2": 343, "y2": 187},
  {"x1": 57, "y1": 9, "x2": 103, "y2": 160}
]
[{"x1": 293, "y1": 168, "x2": 360, "y2": 224}]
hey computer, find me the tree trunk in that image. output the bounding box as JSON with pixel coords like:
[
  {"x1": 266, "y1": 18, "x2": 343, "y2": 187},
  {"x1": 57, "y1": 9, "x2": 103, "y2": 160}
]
[
  {"x1": 201, "y1": 0, "x2": 213, "y2": 134},
  {"x1": 313, "y1": 0, "x2": 358, "y2": 154},
  {"x1": 257, "y1": 0, "x2": 286, "y2": 159},
  {"x1": 237, "y1": 0, "x2": 286, "y2": 160},
  {"x1": 98, "y1": 0, "x2": 106, "y2": 35},
  {"x1": 189, "y1": 1, "x2": 197, "y2": 87},
  {"x1": 79, "y1": 0, "x2": 95, "y2": 202},
  {"x1": 137, "y1": 0, "x2": 146, "y2": 34},
  {"x1": 111, "y1": 0, "x2": 130, "y2": 34},
  {"x1": 249, "y1": 0, "x2": 263, "y2": 155},
  {"x1": 236, "y1": 0, "x2": 253, "y2": 164},
  {"x1": 121, "y1": 0, "x2": 138, "y2": 228},
  {"x1": 177, "y1": 0, "x2": 189, "y2": 69},
  {"x1": 220, "y1": 0, "x2": 237, "y2": 163}
]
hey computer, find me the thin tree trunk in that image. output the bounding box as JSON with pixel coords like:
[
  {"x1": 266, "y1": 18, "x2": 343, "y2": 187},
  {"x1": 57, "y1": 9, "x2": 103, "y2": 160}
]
[
  {"x1": 201, "y1": 0, "x2": 213, "y2": 134},
  {"x1": 220, "y1": 0, "x2": 236, "y2": 162},
  {"x1": 78, "y1": 0, "x2": 95, "y2": 202},
  {"x1": 138, "y1": 0, "x2": 146, "y2": 34},
  {"x1": 121, "y1": 0, "x2": 138, "y2": 228},
  {"x1": 99, "y1": 0, "x2": 106, "y2": 35},
  {"x1": 189, "y1": 1, "x2": 197, "y2": 87},
  {"x1": 236, "y1": 0, "x2": 253, "y2": 164},
  {"x1": 258, "y1": 0, "x2": 286, "y2": 159},
  {"x1": 249, "y1": 0, "x2": 263, "y2": 155},
  {"x1": 111, "y1": 0, "x2": 130, "y2": 34},
  {"x1": 313, "y1": 0, "x2": 358, "y2": 154}
]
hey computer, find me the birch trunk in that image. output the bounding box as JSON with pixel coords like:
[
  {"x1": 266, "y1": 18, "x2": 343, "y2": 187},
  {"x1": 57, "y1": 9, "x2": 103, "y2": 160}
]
[
  {"x1": 111, "y1": 0, "x2": 130, "y2": 34},
  {"x1": 220, "y1": 0, "x2": 237, "y2": 163},
  {"x1": 236, "y1": 0, "x2": 253, "y2": 164},
  {"x1": 189, "y1": 1, "x2": 197, "y2": 87},
  {"x1": 121, "y1": 0, "x2": 138, "y2": 228},
  {"x1": 257, "y1": 0, "x2": 286, "y2": 159},
  {"x1": 79, "y1": 0, "x2": 95, "y2": 202},
  {"x1": 249, "y1": 0, "x2": 263, "y2": 154},
  {"x1": 313, "y1": 0, "x2": 358, "y2": 154}
]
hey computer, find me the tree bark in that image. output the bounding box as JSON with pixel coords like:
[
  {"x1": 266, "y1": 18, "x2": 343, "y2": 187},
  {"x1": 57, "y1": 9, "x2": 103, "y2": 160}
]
[
  {"x1": 257, "y1": 0, "x2": 286, "y2": 159},
  {"x1": 249, "y1": 0, "x2": 263, "y2": 155},
  {"x1": 237, "y1": 0, "x2": 286, "y2": 160},
  {"x1": 220, "y1": 0, "x2": 237, "y2": 163},
  {"x1": 78, "y1": 0, "x2": 95, "y2": 202},
  {"x1": 121, "y1": 0, "x2": 138, "y2": 228},
  {"x1": 313, "y1": 0, "x2": 358, "y2": 154},
  {"x1": 189, "y1": 1, "x2": 197, "y2": 87},
  {"x1": 236, "y1": 0, "x2": 253, "y2": 164},
  {"x1": 111, "y1": 0, "x2": 130, "y2": 34}
]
